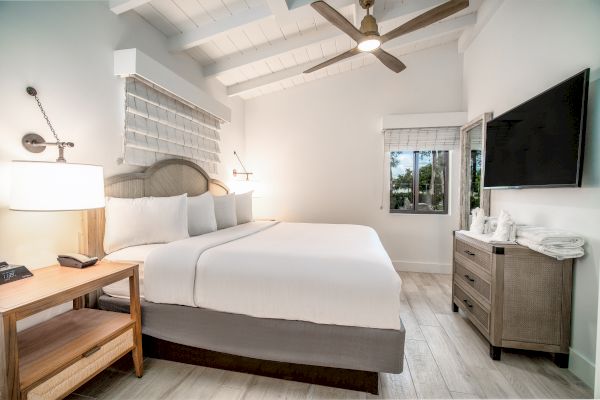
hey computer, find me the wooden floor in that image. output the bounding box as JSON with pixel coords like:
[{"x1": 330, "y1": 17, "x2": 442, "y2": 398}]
[{"x1": 70, "y1": 272, "x2": 592, "y2": 399}]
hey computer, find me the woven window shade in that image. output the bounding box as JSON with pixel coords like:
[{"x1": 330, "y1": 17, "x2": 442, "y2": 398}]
[
  {"x1": 123, "y1": 77, "x2": 222, "y2": 175},
  {"x1": 383, "y1": 126, "x2": 460, "y2": 151}
]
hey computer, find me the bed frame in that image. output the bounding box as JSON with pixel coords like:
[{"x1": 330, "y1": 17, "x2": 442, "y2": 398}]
[{"x1": 80, "y1": 159, "x2": 405, "y2": 394}]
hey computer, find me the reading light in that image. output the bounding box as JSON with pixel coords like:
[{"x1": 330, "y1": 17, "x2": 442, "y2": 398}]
[
  {"x1": 358, "y1": 38, "x2": 381, "y2": 52},
  {"x1": 24, "y1": 87, "x2": 74, "y2": 162},
  {"x1": 232, "y1": 150, "x2": 253, "y2": 181},
  {"x1": 10, "y1": 86, "x2": 105, "y2": 211},
  {"x1": 9, "y1": 161, "x2": 105, "y2": 211}
]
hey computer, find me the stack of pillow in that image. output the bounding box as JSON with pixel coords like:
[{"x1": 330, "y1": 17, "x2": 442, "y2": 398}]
[{"x1": 103, "y1": 191, "x2": 253, "y2": 254}]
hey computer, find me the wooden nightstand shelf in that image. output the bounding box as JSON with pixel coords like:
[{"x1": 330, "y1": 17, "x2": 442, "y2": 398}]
[{"x1": 0, "y1": 261, "x2": 143, "y2": 400}]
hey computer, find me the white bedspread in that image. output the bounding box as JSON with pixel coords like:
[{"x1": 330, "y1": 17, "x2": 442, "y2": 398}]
[
  {"x1": 144, "y1": 221, "x2": 401, "y2": 330},
  {"x1": 103, "y1": 243, "x2": 164, "y2": 299}
]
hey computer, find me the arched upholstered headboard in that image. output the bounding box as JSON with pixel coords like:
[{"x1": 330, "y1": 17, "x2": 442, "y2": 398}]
[{"x1": 80, "y1": 159, "x2": 228, "y2": 258}]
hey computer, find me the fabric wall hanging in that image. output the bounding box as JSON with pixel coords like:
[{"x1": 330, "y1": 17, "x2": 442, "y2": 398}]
[{"x1": 123, "y1": 76, "x2": 222, "y2": 175}]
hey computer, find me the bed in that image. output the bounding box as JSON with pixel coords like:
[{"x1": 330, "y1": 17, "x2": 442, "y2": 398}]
[{"x1": 81, "y1": 159, "x2": 405, "y2": 394}]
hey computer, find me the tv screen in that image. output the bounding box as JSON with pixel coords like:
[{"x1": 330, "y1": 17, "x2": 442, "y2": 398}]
[{"x1": 484, "y1": 69, "x2": 589, "y2": 189}]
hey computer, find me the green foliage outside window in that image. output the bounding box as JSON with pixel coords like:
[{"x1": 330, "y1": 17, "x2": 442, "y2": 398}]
[
  {"x1": 390, "y1": 150, "x2": 448, "y2": 213},
  {"x1": 470, "y1": 150, "x2": 482, "y2": 210}
]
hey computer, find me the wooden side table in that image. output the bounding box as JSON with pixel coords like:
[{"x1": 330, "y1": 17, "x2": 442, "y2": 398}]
[{"x1": 0, "y1": 261, "x2": 143, "y2": 400}]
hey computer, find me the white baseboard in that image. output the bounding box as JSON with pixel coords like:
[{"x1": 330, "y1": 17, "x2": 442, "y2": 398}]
[
  {"x1": 569, "y1": 347, "x2": 595, "y2": 390},
  {"x1": 392, "y1": 260, "x2": 452, "y2": 274}
]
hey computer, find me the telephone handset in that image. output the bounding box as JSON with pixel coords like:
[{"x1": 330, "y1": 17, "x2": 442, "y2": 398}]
[{"x1": 57, "y1": 253, "x2": 99, "y2": 268}]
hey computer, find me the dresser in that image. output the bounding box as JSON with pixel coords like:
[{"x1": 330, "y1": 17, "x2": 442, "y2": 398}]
[{"x1": 452, "y1": 231, "x2": 573, "y2": 367}]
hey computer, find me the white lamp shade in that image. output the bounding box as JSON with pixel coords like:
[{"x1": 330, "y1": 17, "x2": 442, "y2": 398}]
[{"x1": 10, "y1": 161, "x2": 105, "y2": 211}]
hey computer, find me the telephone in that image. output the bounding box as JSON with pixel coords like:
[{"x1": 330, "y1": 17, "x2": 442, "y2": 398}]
[{"x1": 57, "y1": 253, "x2": 99, "y2": 268}]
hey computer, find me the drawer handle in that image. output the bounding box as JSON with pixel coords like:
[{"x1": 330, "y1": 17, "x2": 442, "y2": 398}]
[
  {"x1": 464, "y1": 250, "x2": 476, "y2": 256},
  {"x1": 82, "y1": 346, "x2": 101, "y2": 358},
  {"x1": 464, "y1": 274, "x2": 475, "y2": 283},
  {"x1": 463, "y1": 299, "x2": 473, "y2": 308}
]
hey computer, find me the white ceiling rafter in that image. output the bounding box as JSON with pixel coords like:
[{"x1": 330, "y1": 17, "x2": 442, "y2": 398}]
[
  {"x1": 203, "y1": 0, "x2": 448, "y2": 78},
  {"x1": 109, "y1": 0, "x2": 152, "y2": 15},
  {"x1": 168, "y1": 4, "x2": 273, "y2": 51},
  {"x1": 227, "y1": 13, "x2": 476, "y2": 97}
]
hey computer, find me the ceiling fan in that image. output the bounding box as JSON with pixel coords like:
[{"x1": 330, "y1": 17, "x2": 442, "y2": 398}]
[{"x1": 304, "y1": 0, "x2": 469, "y2": 74}]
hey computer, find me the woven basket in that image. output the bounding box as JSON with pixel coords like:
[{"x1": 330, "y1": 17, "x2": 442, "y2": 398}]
[{"x1": 27, "y1": 329, "x2": 133, "y2": 400}]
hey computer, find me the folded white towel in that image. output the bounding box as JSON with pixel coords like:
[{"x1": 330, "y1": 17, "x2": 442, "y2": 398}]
[
  {"x1": 517, "y1": 238, "x2": 585, "y2": 260},
  {"x1": 491, "y1": 210, "x2": 514, "y2": 242},
  {"x1": 469, "y1": 207, "x2": 486, "y2": 234},
  {"x1": 458, "y1": 230, "x2": 516, "y2": 245},
  {"x1": 517, "y1": 226, "x2": 585, "y2": 248}
]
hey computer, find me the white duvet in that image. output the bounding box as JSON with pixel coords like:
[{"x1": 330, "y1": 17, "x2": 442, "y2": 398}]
[{"x1": 121, "y1": 221, "x2": 402, "y2": 330}]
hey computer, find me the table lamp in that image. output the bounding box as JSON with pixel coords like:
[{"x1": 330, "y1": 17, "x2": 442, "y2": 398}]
[{"x1": 6, "y1": 86, "x2": 105, "y2": 272}]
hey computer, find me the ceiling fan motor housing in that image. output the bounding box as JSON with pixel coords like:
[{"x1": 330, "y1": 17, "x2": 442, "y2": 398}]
[
  {"x1": 359, "y1": 0, "x2": 375, "y2": 10},
  {"x1": 360, "y1": 14, "x2": 379, "y2": 36}
]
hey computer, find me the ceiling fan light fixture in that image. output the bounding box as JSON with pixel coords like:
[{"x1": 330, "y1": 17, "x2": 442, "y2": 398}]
[{"x1": 357, "y1": 38, "x2": 381, "y2": 52}]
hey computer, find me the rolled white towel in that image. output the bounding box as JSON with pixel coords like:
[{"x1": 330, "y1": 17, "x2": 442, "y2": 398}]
[
  {"x1": 469, "y1": 207, "x2": 486, "y2": 234},
  {"x1": 491, "y1": 210, "x2": 514, "y2": 242},
  {"x1": 483, "y1": 217, "x2": 497, "y2": 234},
  {"x1": 517, "y1": 237, "x2": 584, "y2": 260},
  {"x1": 517, "y1": 226, "x2": 585, "y2": 248}
]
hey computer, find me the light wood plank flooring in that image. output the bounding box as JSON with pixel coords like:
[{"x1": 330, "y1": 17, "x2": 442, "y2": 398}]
[{"x1": 70, "y1": 272, "x2": 592, "y2": 399}]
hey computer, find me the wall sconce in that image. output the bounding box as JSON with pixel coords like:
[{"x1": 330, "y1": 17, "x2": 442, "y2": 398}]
[
  {"x1": 23, "y1": 87, "x2": 74, "y2": 162},
  {"x1": 232, "y1": 150, "x2": 253, "y2": 181},
  {"x1": 10, "y1": 86, "x2": 106, "y2": 211}
]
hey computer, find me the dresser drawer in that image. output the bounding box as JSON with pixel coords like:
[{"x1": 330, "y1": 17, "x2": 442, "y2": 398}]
[
  {"x1": 27, "y1": 329, "x2": 134, "y2": 400},
  {"x1": 455, "y1": 238, "x2": 492, "y2": 273},
  {"x1": 455, "y1": 262, "x2": 491, "y2": 303},
  {"x1": 454, "y1": 283, "x2": 490, "y2": 335}
]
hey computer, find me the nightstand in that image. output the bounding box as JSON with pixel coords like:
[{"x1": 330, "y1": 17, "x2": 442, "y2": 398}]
[{"x1": 0, "y1": 261, "x2": 143, "y2": 400}]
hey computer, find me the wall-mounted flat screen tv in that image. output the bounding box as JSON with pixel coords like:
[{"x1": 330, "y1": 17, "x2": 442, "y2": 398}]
[{"x1": 484, "y1": 68, "x2": 589, "y2": 189}]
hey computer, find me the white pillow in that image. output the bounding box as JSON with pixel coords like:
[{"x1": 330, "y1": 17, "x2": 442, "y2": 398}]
[
  {"x1": 235, "y1": 191, "x2": 253, "y2": 224},
  {"x1": 104, "y1": 194, "x2": 189, "y2": 254},
  {"x1": 213, "y1": 193, "x2": 237, "y2": 230},
  {"x1": 188, "y1": 192, "x2": 217, "y2": 236}
]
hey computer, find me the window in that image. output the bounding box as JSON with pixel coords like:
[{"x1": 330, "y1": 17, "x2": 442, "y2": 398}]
[
  {"x1": 390, "y1": 150, "x2": 449, "y2": 214},
  {"x1": 470, "y1": 149, "x2": 482, "y2": 210}
]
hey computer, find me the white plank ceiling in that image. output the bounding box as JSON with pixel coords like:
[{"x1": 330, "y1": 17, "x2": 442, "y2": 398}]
[{"x1": 113, "y1": 0, "x2": 482, "y2": 99}]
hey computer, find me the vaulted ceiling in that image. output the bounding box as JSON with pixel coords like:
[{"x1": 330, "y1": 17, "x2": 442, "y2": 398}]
[{"x1": 110, "y1": 0, "x2": 482, "y2": 99}]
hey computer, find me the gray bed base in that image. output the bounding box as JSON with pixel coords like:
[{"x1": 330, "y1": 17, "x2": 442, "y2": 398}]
[{"x1": 98, "y1": 295, "x2": 405, "y2": 393}]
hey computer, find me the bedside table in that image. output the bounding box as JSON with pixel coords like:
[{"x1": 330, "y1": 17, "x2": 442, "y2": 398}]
[{"x1": 0, "y1": 261, "x2": 143, "y2": 400}]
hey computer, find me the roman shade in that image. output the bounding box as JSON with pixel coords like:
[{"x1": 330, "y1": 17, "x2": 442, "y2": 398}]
[
  {"x1": 123, "y1": 77, "x2": 222, "y2": 175},
  {"x1": 383, "y1": 126, "x2": 460, "y2": 151}
]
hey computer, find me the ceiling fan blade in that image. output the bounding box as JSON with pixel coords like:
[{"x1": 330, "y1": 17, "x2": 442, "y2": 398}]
[
  {"x1": 304, "y1": 48, "x2": 360, "y2": 74},
  {"x1": 372, "y1": 48, "x2": 406, "y2": 73},
  {"x1": 311, "y1": 1, "x2": 364, "y2": 42},
  {"x1": 381, "y1": 0, "x2": 469, "y2": 43}
]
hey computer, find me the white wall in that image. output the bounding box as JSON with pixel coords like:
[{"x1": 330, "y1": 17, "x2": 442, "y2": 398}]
[
  {"x1": 0, "y1": 1, "x2": 244, "y2": 327},
  {"x1": 0, "y1": 1, "x2": 245, "y2": 264},
  {"x1": 463, "y1": 0, "x2": 600, "y2": 388},
  {"x1": 245, "y1": 42, "x2": 464, "y2": 273}
]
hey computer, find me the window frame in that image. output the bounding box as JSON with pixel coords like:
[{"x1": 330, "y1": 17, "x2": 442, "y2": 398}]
[{"x1": 389, "y1": 150, "x2": 450, "y2": 215}]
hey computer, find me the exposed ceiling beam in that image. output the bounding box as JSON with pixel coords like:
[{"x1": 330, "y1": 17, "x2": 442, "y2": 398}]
[
  {"x1": 227, "y1": 13, "x2": 476, "y2": 97},
  {"x1": 205, "y1": 24, "x2": 344, "y2": 77},
  {"x1": 168, "y1": 5, "x2": 273, "y2": 51},
  {"x1": 227, "y1": 62, "x2": 315, "y2": 97},
  {"x1": 168, "y1": 0, "x2": 355, "y2": 52},
  {"x1": 109, "y1": 0, "x2": 151, "y2": 15},
  {"x1": 204, "y1": 0, "x2": 447, "y2": 78}
]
